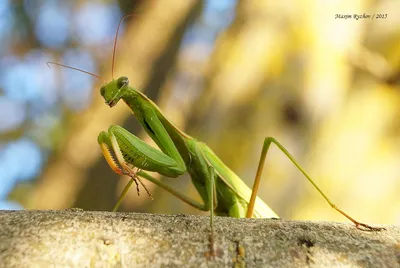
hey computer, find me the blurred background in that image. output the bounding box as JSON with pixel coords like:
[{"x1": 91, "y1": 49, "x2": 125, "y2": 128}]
[{"x1": 0, "y1": 0, "x2": 399, "y2": 225}]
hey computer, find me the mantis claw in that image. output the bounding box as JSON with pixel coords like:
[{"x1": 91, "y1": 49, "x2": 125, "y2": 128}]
[
  {"x1": 123, "y1": 167, "x2": 154, "y2": 200},
  {"x1": 111, "y1": 168, "x2": 153, "y2": 212},
  {"x1": 355, "y1": 222, "x2": 386, "y2": 232},
  {"x1": 121, "y1": 169, "x2": 140, "y2": 196},
  {"x1": 332, "y1": 205, "x2": 385, "y2": 232}
]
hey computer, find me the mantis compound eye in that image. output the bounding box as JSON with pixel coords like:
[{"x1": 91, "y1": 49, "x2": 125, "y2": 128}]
[
  {"x1": 100, "y1": 86, "x2": 106, "y2": 96},
  {"x1": 117, "y1": 76, "x2": 129, "y2": 89}
]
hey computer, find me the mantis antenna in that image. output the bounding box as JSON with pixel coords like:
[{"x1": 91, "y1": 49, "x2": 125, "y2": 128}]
[
  {"x1": 46, "y1": 62, "x2": 106, "y2": 83},
  {"x1": 48, "y1": 13, "x2": 137, "y2": 81},
  {"x1": 111, "y1": 14, "x2": 137, "y2": 80}
]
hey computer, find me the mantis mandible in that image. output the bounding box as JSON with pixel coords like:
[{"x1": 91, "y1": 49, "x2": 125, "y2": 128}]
[{"x1": 47, "y1": 15, "x2": 383, "y2": 255}]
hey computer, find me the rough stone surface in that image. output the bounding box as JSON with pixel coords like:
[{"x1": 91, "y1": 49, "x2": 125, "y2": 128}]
[{"x1": 0, "y1": 210, "x2": 398, "y2": 267}]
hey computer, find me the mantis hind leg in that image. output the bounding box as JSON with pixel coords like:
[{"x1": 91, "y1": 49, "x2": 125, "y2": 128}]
[{"x1": 246, "y1": 137, "x2": 384, "y2": 231}]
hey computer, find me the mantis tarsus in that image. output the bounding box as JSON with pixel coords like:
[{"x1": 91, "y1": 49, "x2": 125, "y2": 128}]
[{"x1": 47, "y1": 15, "x2": 384, "y2": 256}]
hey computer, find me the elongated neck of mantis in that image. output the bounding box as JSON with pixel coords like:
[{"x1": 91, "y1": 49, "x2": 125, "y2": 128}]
[{"x1": 122, "y1": 86, "x2": 193, "y2": 162}]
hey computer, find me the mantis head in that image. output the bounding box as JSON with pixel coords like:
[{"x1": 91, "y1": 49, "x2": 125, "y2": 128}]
[{"x1": 100, "y1": 76, "x2": 129, "y2": 107}]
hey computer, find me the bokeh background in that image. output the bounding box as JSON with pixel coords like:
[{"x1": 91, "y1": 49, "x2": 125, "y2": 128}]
[{"x1": 0, "y1": 0, "x2": 399, "y2": 225}]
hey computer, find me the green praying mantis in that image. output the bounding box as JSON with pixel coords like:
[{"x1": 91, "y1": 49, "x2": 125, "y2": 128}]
[{"x1": 47, "y1": 15, "x2": 383, "y2": 255}]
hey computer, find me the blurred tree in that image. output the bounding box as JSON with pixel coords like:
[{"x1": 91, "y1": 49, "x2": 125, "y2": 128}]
[
  {"x1": 1, "y1": 0, "x2": 398, "y2": 226},
  {"x1": 24, "y1": 0, "x2": 203, "y2": 210}
]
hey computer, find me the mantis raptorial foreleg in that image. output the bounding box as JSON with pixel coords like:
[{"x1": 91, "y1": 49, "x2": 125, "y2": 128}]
[
  {"x1": 246, "y1": 137, "x2": 384, "y2": 231},
  {"x1": 98, "y1": 125, "x2": 217, "y2": 213},
  {"x1": 98, "y1": 129, "x2": 152, "y2": 200}
]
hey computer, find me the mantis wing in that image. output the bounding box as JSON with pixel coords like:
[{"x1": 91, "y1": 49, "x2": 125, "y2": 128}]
[{"x1": 201, "y1": 143, "x2": 278, "y2": 219}]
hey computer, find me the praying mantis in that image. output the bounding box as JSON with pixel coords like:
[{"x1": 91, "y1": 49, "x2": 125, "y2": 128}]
[{"x1": 47, "y1": 15, "x2": 383, "y2": 256}]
